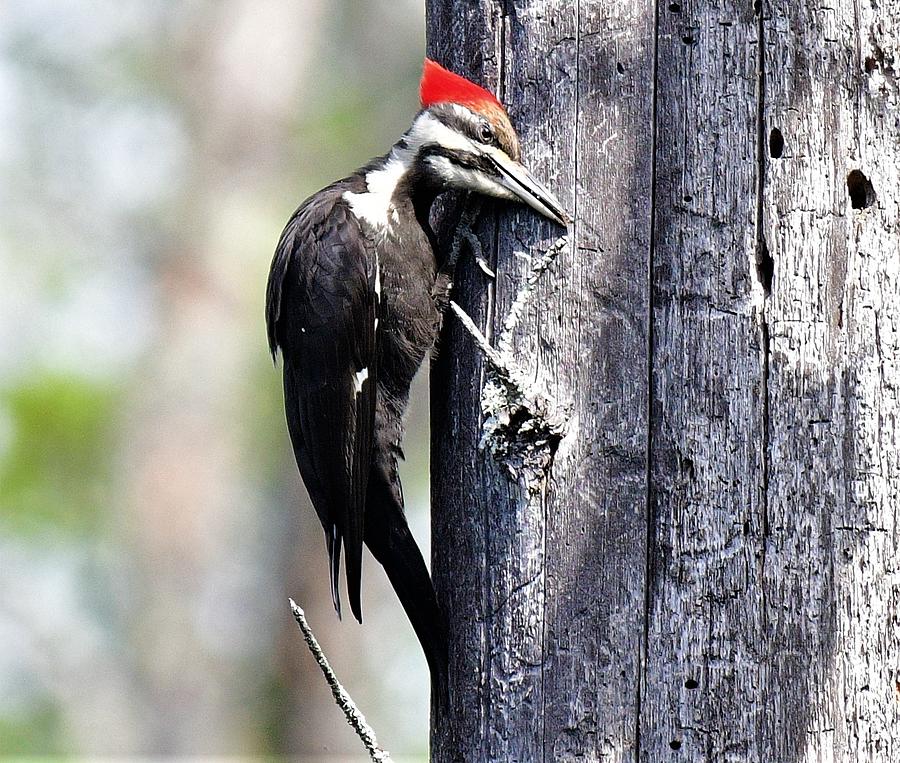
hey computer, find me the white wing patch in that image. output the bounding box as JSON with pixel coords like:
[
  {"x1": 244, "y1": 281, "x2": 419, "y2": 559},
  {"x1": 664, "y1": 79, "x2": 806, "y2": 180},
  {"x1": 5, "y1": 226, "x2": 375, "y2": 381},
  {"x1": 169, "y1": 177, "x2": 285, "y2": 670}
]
[
  {"x1": 374, "y1": 253, "x2": 381, "y2": 333},
  {"x1": 353, "y1": 367, "x2": 369, "y2": 395}
]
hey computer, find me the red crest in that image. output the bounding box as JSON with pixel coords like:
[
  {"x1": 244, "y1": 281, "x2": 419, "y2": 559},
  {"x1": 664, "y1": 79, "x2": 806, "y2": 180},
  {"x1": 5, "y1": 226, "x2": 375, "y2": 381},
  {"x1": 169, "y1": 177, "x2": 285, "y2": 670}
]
[{"x1": 419, "y1": 58, "x2": 504, "y2": 117}]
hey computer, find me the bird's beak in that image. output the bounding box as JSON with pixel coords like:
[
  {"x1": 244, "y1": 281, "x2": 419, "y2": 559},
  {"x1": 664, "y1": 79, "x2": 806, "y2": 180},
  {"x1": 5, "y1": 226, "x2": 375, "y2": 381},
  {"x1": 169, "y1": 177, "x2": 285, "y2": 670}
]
[{"x1": 490, "y1": 153, "x2": 571, "y2": 226}]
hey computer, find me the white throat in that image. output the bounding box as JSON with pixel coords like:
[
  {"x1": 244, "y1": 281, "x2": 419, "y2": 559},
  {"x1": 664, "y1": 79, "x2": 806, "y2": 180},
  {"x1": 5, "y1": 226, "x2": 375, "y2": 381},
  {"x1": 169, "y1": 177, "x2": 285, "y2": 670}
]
[{"x1": 342, "y1": 109, "x2": 479, "y2": 233}]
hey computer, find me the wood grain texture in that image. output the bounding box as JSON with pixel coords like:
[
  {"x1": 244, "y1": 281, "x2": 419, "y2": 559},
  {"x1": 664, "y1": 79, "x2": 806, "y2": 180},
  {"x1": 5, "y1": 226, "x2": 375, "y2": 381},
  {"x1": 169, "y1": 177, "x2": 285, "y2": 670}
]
[
  {"x1": 761, "y1": 0, "x2": 900, "y2": 759},
  {"x1": 428, "y1": 0, "x2": 899, "y2": 760},
  {"x1": 642, "y1": 0, "x2": 769, "y2": 759}
]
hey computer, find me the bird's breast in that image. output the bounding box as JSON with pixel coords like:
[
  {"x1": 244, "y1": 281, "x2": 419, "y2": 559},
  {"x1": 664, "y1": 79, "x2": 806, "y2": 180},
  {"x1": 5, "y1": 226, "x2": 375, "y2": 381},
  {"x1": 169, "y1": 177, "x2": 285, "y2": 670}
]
[{"x1": 374, "y1": 233, "x2": 441, "y2": 393}]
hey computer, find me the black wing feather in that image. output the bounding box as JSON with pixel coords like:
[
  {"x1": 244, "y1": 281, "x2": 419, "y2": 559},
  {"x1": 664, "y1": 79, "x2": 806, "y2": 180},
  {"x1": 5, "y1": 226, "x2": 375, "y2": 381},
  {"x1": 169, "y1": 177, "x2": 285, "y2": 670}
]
[{"x1": 267, "y1": 187, "x2": 377, "y2": 622}]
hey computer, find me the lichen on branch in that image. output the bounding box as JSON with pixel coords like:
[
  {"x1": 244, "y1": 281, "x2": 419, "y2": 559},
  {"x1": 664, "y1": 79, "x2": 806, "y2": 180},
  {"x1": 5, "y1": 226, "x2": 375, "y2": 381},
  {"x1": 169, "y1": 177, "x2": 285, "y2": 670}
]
[{"x1": 449, "y1": 228, "x2": 570, "y2": 491}]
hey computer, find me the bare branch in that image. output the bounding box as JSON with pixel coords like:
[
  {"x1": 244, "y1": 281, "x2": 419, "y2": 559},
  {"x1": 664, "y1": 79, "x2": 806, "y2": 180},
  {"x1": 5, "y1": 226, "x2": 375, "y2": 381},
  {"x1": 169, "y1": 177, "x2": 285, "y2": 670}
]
[
  {"x1": 289, "y1": 599, "x2": 393, "y2": 763},
  {"x1": 498, "y1": 234, "x2": 569, "y2": 355},
  {"x1": 449, "y1": 299, "x2": 568, "y2": 489},
  {"x1": 449, "y1": 300, "x2": 508, "y2": 372}
]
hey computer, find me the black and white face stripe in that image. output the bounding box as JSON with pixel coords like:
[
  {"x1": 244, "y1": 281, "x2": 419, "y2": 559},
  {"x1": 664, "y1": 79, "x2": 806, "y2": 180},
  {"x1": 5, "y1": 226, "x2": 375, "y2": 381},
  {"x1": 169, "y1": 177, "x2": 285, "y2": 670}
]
[
  {"x1": 422, "y1": 103, "x2": 520, "y2": 160},
  {"x1": 407, "y1": 105, "x2": 570, "y2": 225},
  {"x1": 406, "y1": 107, "x2": 487, "y2": 156},
  {"x1": 343, "y1": 106, "x2": 518, "y2": 231},
  {"x1": 401, "y1": 107, "x2": 522, "y2": 200},
  {"x1": 419, "y1": 143, "x2": 520, "y2": 201},
  {"x1": 343, "y1": 102, "x2": 569, "y2": 232}
]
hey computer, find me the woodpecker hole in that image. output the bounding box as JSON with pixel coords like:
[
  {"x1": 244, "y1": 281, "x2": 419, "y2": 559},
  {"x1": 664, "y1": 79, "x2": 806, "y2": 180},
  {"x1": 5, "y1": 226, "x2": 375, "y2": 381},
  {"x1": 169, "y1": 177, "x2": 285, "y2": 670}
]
[
  {"x1": 616, "y1": 62, "x2": 625, "y2": 75},
  {"x1": 679, "y1": 455, "x2": 695, "y2": 481},
  {"x1": 754, "y1": 0, "x2": 762, "y2": 13},
  {"x1": 769, "y1": 128, "x2": 784, "y2": 159},
  {"x1": 864, "y1": 57, "x2": 878, "y2": 74},
  {"x1": 847, "y1": 169, "x2": 876, "y2": 210},
  {"x1": 670, "y1": 740, "x2": 683, "y2": 750},
  {"x1": 684, "y1": 678, "x2": 699, "y2": 690},
  {"x1": 669, "y1": 1, "x2": 682, "y2": 11},
  {"x1": 756, "y1": 237, "x2": 774, "y2": 295},
  {"x1": 682, "y1": 32, "x2": 695, "y2": 45}
]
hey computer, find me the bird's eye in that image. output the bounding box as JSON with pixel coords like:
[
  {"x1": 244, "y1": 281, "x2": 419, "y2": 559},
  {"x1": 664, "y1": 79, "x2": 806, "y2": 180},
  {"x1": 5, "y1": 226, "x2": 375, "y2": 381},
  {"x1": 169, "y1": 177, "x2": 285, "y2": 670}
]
[{"x1": 478, "y1": 122, "x2": 494, "y2": 144}]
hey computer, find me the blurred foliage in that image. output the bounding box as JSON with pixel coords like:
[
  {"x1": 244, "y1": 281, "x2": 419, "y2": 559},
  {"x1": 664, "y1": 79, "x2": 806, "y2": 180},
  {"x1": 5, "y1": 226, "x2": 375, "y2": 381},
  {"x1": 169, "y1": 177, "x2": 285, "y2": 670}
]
[
  {"x1": 1, "y1": 0, "x2": 428, "y2": 756},
  {"x1": 0, "y1": 701, "x2": 64, "y2": 755},
  {"x1": 0, "y1": 374, "x2": 119, "y2": 538}
]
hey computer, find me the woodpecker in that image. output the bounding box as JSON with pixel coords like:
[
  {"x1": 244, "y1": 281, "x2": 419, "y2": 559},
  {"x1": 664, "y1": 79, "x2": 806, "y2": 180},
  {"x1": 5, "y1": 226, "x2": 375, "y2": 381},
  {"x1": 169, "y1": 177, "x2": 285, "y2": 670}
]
[{"x1": 266, "y1": 59, "x2": 568, "y2": 698}]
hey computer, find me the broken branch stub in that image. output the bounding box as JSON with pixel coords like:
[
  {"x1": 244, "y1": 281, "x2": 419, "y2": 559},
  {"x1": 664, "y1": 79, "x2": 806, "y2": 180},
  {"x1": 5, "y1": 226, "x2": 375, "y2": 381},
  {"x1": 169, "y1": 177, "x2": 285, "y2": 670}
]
[{"x1": 449, "y1": 232, "x2": 570, "y2": 491}]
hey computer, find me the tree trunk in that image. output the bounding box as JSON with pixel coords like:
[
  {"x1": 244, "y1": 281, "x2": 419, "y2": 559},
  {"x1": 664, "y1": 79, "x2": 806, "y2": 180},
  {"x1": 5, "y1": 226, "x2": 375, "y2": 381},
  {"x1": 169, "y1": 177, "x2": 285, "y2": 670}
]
[{"x1": 428, "y1": 1, "x2": 899, "y2": 761}]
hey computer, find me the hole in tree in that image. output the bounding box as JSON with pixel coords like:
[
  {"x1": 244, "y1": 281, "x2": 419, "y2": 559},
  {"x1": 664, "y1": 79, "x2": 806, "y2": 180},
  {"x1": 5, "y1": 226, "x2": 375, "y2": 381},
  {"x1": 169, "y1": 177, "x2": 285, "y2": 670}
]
[
  {"x1": 682, "y1": 32, "x2": 695, "y2": 45},
  {"x1": 754, "y1": 0, "x2": 762, "y2": 13},
  {"x1": 616, "y1": 61, "x2": 625, "y2": 74},
  {"x1": 507, "y1": 407, "x2": 530, "y2": 434},
  {"x1": 685, "y1": 678, "x2": 699, "y2": 689},
  {"x1": 756, "y1": 237, "x2": 774, "y2": 295},
  {"x1": 864, "y1": 57, "x2": 878, "y2": 74},
  {"x1": 670, "y1": 740, "x2": 683, "y2": 750},
  {"x1": 847, "y1": 169, "x2": 876, "y2": 209},
  {"x1": 669, "y1": 1, "x2": 682, "y2": 11},
  {"x1": 769, "y1": 128, "x2": 784, "y2": 159}
]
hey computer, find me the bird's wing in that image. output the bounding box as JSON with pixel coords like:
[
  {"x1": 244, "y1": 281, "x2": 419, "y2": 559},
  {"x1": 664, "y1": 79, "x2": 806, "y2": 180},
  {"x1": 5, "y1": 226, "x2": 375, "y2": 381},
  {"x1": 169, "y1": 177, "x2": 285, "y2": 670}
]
[{"x1": 266, "y1": 189, "x2": 378, "y2": 622}]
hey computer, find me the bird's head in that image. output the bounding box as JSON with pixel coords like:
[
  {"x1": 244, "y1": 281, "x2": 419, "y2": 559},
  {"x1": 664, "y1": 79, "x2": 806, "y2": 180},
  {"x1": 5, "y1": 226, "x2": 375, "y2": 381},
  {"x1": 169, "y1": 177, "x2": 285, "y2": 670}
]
[{"x1": 405, "y1": 59, "x2": 569, "y2": 226}]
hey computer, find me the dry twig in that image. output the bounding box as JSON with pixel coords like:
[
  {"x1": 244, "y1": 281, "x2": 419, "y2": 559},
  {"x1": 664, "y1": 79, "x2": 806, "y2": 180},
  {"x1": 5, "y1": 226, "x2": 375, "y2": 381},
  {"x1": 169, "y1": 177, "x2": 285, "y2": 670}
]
[{"x1": 289, "y1": 599, "x2": 392, "y2": 763}]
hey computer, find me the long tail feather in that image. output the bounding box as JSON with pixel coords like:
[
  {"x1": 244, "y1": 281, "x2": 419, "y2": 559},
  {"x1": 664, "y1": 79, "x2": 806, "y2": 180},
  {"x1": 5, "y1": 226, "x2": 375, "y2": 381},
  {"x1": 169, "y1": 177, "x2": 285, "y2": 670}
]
[
  {"x1": 363, "y1": 476, "x2": 449, "y2": 707},
  {"x1": 326, "y1": 526, "x2": 343, "y2": 619}
]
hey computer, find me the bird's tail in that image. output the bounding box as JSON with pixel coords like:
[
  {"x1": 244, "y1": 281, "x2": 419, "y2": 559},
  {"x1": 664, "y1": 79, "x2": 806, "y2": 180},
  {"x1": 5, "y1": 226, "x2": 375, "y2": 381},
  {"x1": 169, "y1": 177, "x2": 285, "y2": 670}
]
[{"x1": 362, "y1": 475, "x2": 449, "y2": 708}]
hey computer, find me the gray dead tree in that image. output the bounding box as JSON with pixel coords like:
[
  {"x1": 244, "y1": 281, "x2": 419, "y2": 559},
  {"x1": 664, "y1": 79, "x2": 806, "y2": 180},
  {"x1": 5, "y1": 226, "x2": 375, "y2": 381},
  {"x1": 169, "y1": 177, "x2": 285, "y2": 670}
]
[{"x1": 428, "y1": 1, "x2": 899, "y2": 760}]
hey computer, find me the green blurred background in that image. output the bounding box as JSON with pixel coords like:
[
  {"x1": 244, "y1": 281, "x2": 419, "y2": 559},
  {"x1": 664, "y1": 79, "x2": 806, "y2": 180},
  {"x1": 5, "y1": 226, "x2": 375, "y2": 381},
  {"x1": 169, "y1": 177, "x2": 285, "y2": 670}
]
[{"x1": 0, "y1": 0, "x2": 432, "y2": 757}]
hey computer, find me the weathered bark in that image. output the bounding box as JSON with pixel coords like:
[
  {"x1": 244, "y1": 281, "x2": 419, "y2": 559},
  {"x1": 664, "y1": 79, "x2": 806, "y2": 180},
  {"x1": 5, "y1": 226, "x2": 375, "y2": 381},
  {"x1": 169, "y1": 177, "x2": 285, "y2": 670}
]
[{"x1": 429, "y1": 1, "x2": 899, "y2": 761}]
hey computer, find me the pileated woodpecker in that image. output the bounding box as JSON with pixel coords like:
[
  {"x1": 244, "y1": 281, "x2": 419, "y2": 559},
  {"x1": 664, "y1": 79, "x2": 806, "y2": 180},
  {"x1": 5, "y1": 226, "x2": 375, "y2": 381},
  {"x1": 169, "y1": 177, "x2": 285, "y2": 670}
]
[{"x1": 266, "y1": 59, "x2": 567, "y2": 698}]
